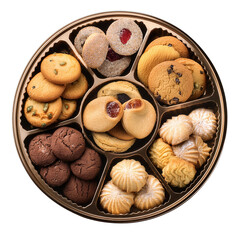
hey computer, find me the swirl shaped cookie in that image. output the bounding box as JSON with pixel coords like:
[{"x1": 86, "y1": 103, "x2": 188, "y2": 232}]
[
  {"x1": 110, "y1": 159, "x2": 148, "y2": 193},
  {"x1": 172, "y1": 137, "x2": 199, "y2": 167},
  {"x1": 148, "y1": 138, "x2": 174, "y2": 169},
  {"x1": 162, "y1": 156, "x2": 196, "y2": 188},
  {"x1": 134, "y1": 175, "x2": 165, "y2": 210},
  {"x1": 159, "y1": 115, "x2": 193, "y2": 145},
  {"x1": 100, "y1": 181, "x2": 134, "y2": 214},
  {"x1": 193, "y1": 135, "x2": 211, "y2": 167},
  {"x1": 189, "y1": 108, "x2": 217, "y2": 141}
]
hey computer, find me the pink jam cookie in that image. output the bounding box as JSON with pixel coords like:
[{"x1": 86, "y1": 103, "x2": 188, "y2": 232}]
[
  {"x1": 106, "y1": 18, "x2": 143, "y2": 56},
  {"x1": 74, "y1": 26, "x2": 104, "y2": 55},
  {"x1": 82, "y1": 33, "x2": 109, "y2": 68},
  {"x1": 97, "y1": 48, "x2": 131, "y2": 77}
]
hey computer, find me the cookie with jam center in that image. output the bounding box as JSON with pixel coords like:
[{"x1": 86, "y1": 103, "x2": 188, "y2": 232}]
[
  {"x1": 148, "y1": 61, "x2": 193, "y2": 105},
  {"x1": 106, "y1": 18, "x2": 143, "y2": 56}
]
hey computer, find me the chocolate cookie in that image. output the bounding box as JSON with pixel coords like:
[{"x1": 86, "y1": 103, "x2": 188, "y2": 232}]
[
  {"x1": 40, "y1": 160, "x2": 70, "y2": 187},
  {"x1": 29, "y1": 133, "x2": 56, "y2": 167},
  {"x1": 70, "y1": 148, "x2": 102, "y2": 180},
  {"x1": 51, "y1": 127, "x2": 85, "y2": 162},
  {"x1": 63, "y1": 176, "x2": 97, "y2": 204}
]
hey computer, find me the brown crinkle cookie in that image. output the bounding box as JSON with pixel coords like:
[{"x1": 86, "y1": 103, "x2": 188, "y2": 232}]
[
  {"x1": 70, "y1": 148, "x2": 102, "y2": 180},
  {"x1": 51, "y1": 127, "x2": 85, "y2": 162}
]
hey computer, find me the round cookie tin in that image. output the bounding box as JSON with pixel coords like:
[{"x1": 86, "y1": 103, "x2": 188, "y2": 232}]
[{"x1": 13, "y1": 11, "x2": 227, "y2": 222}]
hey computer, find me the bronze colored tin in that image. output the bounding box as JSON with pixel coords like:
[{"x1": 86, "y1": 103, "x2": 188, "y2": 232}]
[{"x1": 12, "y1": 11, "x2": 227, "y2": 222}]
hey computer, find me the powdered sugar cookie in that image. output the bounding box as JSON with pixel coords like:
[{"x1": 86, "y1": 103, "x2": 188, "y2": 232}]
[{"x1": 106, "y1": 18, "x2": 143, "y2": 56}]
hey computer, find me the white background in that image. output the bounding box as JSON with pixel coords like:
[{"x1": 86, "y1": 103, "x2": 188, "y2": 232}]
[{"x1": 1, "y1": 0, "x2": 239, "y2": 239}]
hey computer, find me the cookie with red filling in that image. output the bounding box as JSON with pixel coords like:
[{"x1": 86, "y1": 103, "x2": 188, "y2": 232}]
[
  {"x1": 106, "y1": 18, "x2": 143, "y2": 56},
  {"x1": 97, "y1": 48, "x2": 131, "y2": 77}
]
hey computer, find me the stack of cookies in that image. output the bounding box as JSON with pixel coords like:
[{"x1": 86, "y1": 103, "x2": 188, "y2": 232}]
[
  {"x1": 149, "y1": 108, "x2": 217, "y2": 188},
  {"x1": 28, "y1": 127, "x2": 102, "y2": 205},
  {"x1": 82, "y1": 81, "x2": 157, "y2": 152},
  {"x1": 137, "y1": 36, "x2": 207, "y2": 105},
  {"x1": 74, "y1": 18, "x2": 143, "y2": 77},
  {"x1": 100, "y1": 159, "x2": 165, "y2": 214},
  {"x1": 24, "y1": 53, "x2": 88, "y2": 128}
]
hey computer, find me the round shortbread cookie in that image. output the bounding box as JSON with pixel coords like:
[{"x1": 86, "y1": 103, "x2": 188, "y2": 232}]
[
  {"x1": 74, "y1": 26, "x2": 104, "y2": 55},
  {"x1": 62, "y1": 73, "x2": 88, "y2": 99},
  {"x1": 27, "y1": 72, "x2": 66, "y2": 102},
  {"x1": 24, "y1": 97, "x2": 62, "y2": 128},
  {"x1": 41, "y1": 53, "x2": 81, "y2": 84},
  {"x1": 58, "y1": 99, "x2": 77, "y2": 121}
]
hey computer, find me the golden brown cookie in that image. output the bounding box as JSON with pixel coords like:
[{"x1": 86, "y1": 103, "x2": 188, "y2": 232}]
[
  {"x1": 145, "y1": 36, "x2": 189, "y2": 58},
  {"x1": 121, "y1": 98, "x2": 156, "y2": 139},
  {"x1": 82, "y1": 33, "x2": 109, "y2": 68},
  {"x1": 162, "y1": 156, "x2": 196, "y2": 188},
  {"x1": 92, "y1": 132, "x2": 135, "y2": 153},
  {"x1": 134, "y1": 175, "x2": 165, "y2": 210},
  {"x1": 148, "y1": 138, "x2": 174, "y2": 169},
  {"x1": 61, "y1": 73, "x2": 88, "y2": 99},
  {"x1": 83, "y1": 96, "x2": 123, "y2": 132},
  {"x1": 41, "y1": 53, "x2": 81, "y2": 84},
  {"x1": 97, "y1": 81, "x2": 142, "y2": 104},
  {"x1": 148, "y1": 61, "x2": 194, "y2": 105},
  {"x1": 137, "y1": 45, "x2": 180, "y2": 86},
  {"x1": 108, "y1": 122, "x2": 135, "y2": 141},
  {"x1": 58, "y1": 99, "x2": 77, "y2": 121},
  {"x1": 110, "y1": 159, "x2": 148, "y2": 193},
  {"x1": 27, "y1": 72, "x2": 66, "y2": 102},
  {"x1": 24, "y1": 97, "x2": 62, "y2": 128},
  {"x1": 100, "y1": 180, "x2": 135, "y2": 214},
  {"x1": 175, "y1": 58, "x2": 206, "y2": 100}
]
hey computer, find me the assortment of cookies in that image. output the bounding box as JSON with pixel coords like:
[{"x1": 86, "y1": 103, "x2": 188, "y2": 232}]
[
  {"x1": 74, "y1": 18, "x2": 143, "y2": 77},
  {"x1": 83, "y1": 81, "x2": 157, "y2": 152},
  {"x1": 24, "y1": 53, "x2": 88, "y2": 128},
  {"x1": 19, "y1": 16, "x2": 220, "y2": 218},
  {"x1": 137, "y1": 36, "x2": 207, "y2": 105},
  {"x1": 149, "y1": 108, "x2": 217, "y2": 188},
  {"x1": 28, "y1": 127, "x2": 102, "y2": 205},
  {"x1": 100, "y1": 159, "x2": 165, "y2": 214}
]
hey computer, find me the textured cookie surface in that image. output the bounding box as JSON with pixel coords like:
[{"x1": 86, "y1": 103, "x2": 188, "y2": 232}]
[
  {"x1": 62, "y1": 73, "x2": 88, "y2": 99},
  {"x1": 162, "y1": 156, "x2": 196, "y2": 188},
  {"x1": 148, "y1": 61, "x2": 193, "y2": 105},
  {"x1": 100, "y1": 180, "x2": 134, "y2": 214},
  {"x1": 137, "y1": 45, "x2": 180, "y2": 86},
  {"x1": 159, "y1": 114, "x2": 193, "y2": 145},
  {"x1": 27, "y1": 72, "x2": 66, "y2": 102},
  {"x1": 92, "y1": 132, "x2": 135, "y2": 153},
  {"x1": 148, "y1": 138, "x2": 174, "y2": 169},
  {"x1": 82, "y1": 33, "x2": 109, "y2": 68},
  {"x1": 63, "y1": 176, "x2": 97, "y2": 204},
  {"x1": 29, "y1": 133, "x2": 56, "y2": 167},
  {"x1": 175, "y1": 58, "x2": 206, "y2": 100},
  {"x1": 41, "y1": 53, "x2": 81, "y2": 84},
  {"x1": 189, "y1": 108, "x2": 217, "y2": 141},
  {"x1": 51, "y1": 127, "x2": 85, "y2": 162},
  {"x1": 110, "y1": 159, "x2": 148, "y2": 193},
  {"x1": 70, "y1": 148, "x2": 102, "y2": 180},
  {"x1": 134, "y1": 175, "x2": 165, "y2": 210},
  {"x1": 106, "y1": 18, "x2": 143, "y2": 56},
  {"x1": 24, "y1": 97, "x2": 62, "y2": 128},
  {"x1": 58, "y1": 99, "x2": 77, "y2": 121},
  {"x1": 40, "y1": 160, "x2": 70, "y2": 187},
  {"x1": 74, "y1": 26, "x2": 104, "y2": 55},
  {"x1": 145, "y1": 36, "x2": 189, "y2": 58}
]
